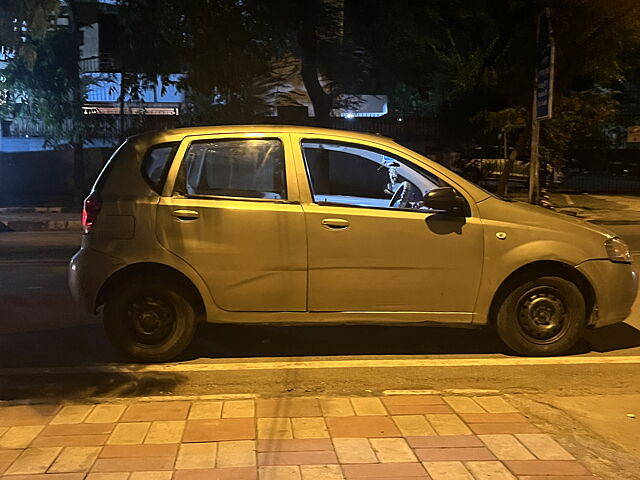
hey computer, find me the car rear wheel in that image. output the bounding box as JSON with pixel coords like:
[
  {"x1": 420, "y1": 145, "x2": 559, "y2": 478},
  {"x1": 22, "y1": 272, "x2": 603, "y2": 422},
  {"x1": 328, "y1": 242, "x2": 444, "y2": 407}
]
[
  {"x1": 104, "y1": 279, "x2": 196, "y2": 362},
  {"x1": 496, "y1": 275, "x2": 586, "y2": 356}
]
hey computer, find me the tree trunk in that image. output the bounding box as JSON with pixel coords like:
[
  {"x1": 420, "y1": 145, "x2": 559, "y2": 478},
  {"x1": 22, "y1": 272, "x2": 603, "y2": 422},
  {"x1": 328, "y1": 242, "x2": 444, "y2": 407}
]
[
  {"x1": 496, "y1": 125, "x2": 530, "y2": 197},
  {"x1": 298, "y1": 0, "x2": 332, "y2": 127},
  {"x1": 67, "y1": 0, "x2": 87, "y2": 208}
]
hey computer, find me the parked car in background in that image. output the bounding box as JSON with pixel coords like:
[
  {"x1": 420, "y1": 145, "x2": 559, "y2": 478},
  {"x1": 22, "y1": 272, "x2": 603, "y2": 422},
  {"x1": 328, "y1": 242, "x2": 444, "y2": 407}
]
[{"x1": 69, "y1": 126, "x2": 637, "y2": 361}]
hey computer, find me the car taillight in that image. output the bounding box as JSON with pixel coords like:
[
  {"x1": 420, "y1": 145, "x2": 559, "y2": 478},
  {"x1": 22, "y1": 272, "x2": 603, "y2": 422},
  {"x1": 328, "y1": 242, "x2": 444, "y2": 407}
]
[{"x1": 82, "y1": 192, "x2": 102, "y2": 234}]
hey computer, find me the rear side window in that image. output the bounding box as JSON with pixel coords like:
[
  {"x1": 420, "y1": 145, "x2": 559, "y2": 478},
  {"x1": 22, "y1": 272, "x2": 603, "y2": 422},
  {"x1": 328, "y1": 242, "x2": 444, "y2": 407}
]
[
  {"x1": 142, "y1": 142, "x2": 179, "y2": 194},
  {"x1": 175, "y1": 139, "x2": 286, "y2": 200}
]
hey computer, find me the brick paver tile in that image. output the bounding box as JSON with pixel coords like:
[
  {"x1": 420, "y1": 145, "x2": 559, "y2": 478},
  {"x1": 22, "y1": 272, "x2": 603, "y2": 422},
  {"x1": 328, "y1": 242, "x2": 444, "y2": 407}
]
[
  {"x1": 381, "y1": 396, "x2": 444, "y2": 406},
  {"x1": 301, "y1": 464, "x2": 344, "y2": 480},
  {"x1": 326, "y1": 416, "x2": 401, "y2": 438},
  {"x1": 217, "y1": 440, "x2": 256, "y2": 468},
  {"x1": 515, "y1": 433, "x2": 575, "y2": 460},
  {"x1": 49, "y1": 446, "x2": 101, "y2": 473},
  {"x1": 121, "y1": 402, "x2": 191, "y2": 422},
  {"x1": 0, "y1": 449, "x2": 22, "y2": 474},
  {"x1": 42, "y1": 424, "x2": 115, "y2": 436},
  {"x1": 422, "y1": 461, "x2": 473, "y2": 480},
  {"x1": 332, "y1": 438, "x2": 377, "y2": 464},
  {"x1": 504, "y1": 460, "x2": 591, "y2": 476},
  {"x1": 258, "y1": 418, "x2": 293, "y2": 439},
  {"x1": 32, "y1": 434, "x2": 109, "y2": 448},
  {"x1": 256, "y1": 399, "x2": 322, "y2": 418},
  {"x1": 416, "y1": 447, "x2": 495, "y2": 462},
  {"x1": 86, "y1": 473, "x2": 130, "y2": 480},
  {"x1": 0, "y1": 404, "x2": 61, "y2": 426},
  {"x1": 183, "y1": 418, "x2": 256, "y2": 442},
  {"x1": 0, "y1": 425, "x2": 44, "y2": 448},
  {"x1": 107, "y1": 423, "x2": 151, "y2": 445},
  {"x1": 175, "y1": 442, "x2": 217, "y2": 470},
  {"x1": 392, "y1": 415, "x2": 436, "y2": 436},
  {"x1": 517, "y1": 476, "x2": 596, "y2": 480},
  {"x1": 350, "y1": 398, "x2": 387, "y2": 416},
  {"x1": 442, "y1": 397, "x2": 486, "y2": 414},
  {"x1": 144, "y1": 420, "x2": 185, "y2": 444},
  {"x1": 473, "y1": 397, "x2": 518, "y2": 413},
  {"x1": 257, "y1": 439, "x2": 334, "y2": 452},
  {"x1": 50, "y1": 405, "x2": 94, "y2": 425},
  {"x1": 4, "y1": 474, "x2": 86, "y2": 480},
  {"x1": 460, "y1": 413, "x2": 527, "y2": 424},
  {"x1": 386, "y1": 404, "x2": 453, "y2": 415},
  {"x1": 319, "y1": 398, "x2": 355, "y2": 417},
  {"x1": 370, "y1": 438, "x2": 417, "y2": 463},
  {"x1": 469, "y1": 423, "x2": 540, "y2": 435},
  {"x1": 222, "y1": 400, "x2": 255, "y2": 418},
  {"x1": 259, "y1": 465, "x2": 301, "y2": 480},
  {"x1": 466, "y1": 461, "x2": 517, "y2": 479},
  {"x1": 173, "y1": 467, "x2": 258, "y2": 480},
  {"x1": 85, "y1": 405, "x2": 126, "y2": 424},
  {"x1": 407, "y1": 435, "x2": 483, "y2": 448},
  {"x1": 425, "y1": 414, "x2": 471, "y2": 435},
  {"x1": 4, "y1": 446, "x2": 62, "y2": 475},
  {"x1": 92, "y1": 456, "x2": 176, "y2": 472},
  {"x1": 292, "y1": 418, "x2": 329, "y2": 439},
  {"x1": 100, "y1": 444, "x2": 179, "y2": 458},
  {"x1": 478, "y1": 434, "x2": 535, "y2": 460},
  {"x1": 343, "y1": 462, "x2": 427, "y2": 478},
  {"x1": 188, "y1": 402, "x2": 223, "y2": 420},
  {"x1": 258, "y1": 450, "x2": 338, "y2": 466},
  {"x1": 129, "y1": 472, "x2": 173, "y2": 480}
]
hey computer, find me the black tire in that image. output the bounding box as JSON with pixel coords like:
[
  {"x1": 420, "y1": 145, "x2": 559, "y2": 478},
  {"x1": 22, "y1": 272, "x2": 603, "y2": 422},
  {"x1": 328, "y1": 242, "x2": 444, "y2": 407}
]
[
  {"x1": 104, "y1": 278, "x2": 197, "y2": 362},
  {"x1": 496, "y1": 275, "x2": 586, "y2": 356}
]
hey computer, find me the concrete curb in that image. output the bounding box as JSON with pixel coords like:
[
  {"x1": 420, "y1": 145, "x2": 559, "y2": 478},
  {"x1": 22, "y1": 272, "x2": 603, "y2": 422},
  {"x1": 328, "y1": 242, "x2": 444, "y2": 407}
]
[{"x1": 0, "y1": 219, "x2": 82, "y2": 232}]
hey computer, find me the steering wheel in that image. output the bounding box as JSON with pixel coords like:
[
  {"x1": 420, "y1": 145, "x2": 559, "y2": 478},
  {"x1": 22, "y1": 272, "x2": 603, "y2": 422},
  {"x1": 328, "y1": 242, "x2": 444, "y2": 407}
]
[{"x1": 388, "y1": 181, "x2": 411, "y2": 209}]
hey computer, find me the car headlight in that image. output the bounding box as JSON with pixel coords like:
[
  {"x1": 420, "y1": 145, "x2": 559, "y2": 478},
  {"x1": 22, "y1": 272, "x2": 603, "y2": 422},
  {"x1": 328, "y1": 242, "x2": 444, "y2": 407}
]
[{"x1": 605, "y1": 237, "x2": 632, "y2": 263}]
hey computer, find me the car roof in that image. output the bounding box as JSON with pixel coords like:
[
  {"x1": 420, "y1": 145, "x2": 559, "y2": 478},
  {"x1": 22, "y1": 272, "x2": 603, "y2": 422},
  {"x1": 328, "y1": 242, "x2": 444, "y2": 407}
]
[{"x1": 129, "y1": 124, "x2": 396, "y2": 147}]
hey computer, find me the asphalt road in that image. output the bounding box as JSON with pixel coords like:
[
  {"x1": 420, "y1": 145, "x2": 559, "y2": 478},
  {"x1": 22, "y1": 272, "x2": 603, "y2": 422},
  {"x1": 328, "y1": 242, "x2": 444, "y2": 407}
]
[{"x1": 0, "y1": 226, "x2": 639, "y2": 401}]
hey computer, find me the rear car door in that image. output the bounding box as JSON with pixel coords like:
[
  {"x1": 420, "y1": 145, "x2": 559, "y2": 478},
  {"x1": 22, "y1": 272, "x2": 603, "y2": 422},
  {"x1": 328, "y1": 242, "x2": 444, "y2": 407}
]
[{"x1": 156, "y1": 132, "x2": 307, "y2": 312}]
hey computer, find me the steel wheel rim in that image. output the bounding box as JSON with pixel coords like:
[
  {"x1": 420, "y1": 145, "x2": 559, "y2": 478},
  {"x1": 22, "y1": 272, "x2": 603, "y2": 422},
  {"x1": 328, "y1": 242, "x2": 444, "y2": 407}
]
[
  {"x1": 516, "y1": 286, "x2": 569, "y2": 344},
  {"x1": 127, "y1": 295, "x2": 177, "y2": 345}
]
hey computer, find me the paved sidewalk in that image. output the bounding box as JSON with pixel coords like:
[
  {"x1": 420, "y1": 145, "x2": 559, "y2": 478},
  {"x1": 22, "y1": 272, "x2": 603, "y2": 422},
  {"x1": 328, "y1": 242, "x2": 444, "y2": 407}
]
[{"x1": 0, "y1": 395, "x2": 598, "y2": 479}]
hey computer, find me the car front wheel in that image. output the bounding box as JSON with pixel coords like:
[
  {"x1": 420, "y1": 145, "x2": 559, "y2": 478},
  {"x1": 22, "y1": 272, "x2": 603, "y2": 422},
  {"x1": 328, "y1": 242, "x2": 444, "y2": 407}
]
[
  {"x1": 104, "y1": 279, "x2": 196, "y2": 362},
  {"x1": 496, "y1": 275, "x2": 586, "y2": 356}
]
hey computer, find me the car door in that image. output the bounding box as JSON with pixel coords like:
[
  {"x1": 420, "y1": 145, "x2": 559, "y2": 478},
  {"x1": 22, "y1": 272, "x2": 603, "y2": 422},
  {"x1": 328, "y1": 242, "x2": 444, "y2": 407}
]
[
  {"x1": 156, "y1": 132, "x2": 307, "y2": 312},
  {"x1": 294, "y1": 135, "x2": 484, "y2": 321}
]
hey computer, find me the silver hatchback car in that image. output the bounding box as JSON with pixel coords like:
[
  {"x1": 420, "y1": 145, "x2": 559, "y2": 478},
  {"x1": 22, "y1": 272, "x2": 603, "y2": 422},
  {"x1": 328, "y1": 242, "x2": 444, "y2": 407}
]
[{"x1": 69, "y1": 125, "x2": 638, "y2": 362}]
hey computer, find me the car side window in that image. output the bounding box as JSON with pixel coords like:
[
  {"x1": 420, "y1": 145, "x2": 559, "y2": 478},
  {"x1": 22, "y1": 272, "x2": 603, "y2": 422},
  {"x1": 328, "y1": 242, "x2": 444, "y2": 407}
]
[
  {"x1": 301, "y1": 140, "x2": 445, "y2": 210},
  {"x1": 175, "y1": 139, "x2": 286, "y2": 200},
  {"x1": 141, "y1": 142, "x2": 179, "y2": 194}
]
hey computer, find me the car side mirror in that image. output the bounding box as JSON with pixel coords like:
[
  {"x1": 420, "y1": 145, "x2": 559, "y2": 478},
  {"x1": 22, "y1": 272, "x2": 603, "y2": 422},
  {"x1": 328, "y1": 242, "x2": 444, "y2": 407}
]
[{"x1": 423, "y1": 187, "x2": 467, "y2": 216}]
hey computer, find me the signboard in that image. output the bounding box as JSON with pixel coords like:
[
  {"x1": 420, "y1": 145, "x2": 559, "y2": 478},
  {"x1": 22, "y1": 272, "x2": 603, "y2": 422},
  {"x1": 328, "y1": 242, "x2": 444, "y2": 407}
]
[
  {"x1": 82, "y1": 106, "x2": 180, "y2": 115},
  {"x1": 536, "y1": 9, "x2": 555, "y2": 120},
  {"x1": 627, "y1": 126, "x2": 640, "y2": 143}
]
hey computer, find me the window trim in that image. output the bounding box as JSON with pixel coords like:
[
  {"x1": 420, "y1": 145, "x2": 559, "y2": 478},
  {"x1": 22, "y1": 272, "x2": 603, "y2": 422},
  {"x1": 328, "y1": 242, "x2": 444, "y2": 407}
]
[
  {"x1": 141, "y1": 142, "x2": 180, "y2": 194},
  {"x1": 173, "y1": 137, "x2": 289, "y2": 202},
  {"x1": 299, "y1": 138, "x2": 470, "y2": 216}
]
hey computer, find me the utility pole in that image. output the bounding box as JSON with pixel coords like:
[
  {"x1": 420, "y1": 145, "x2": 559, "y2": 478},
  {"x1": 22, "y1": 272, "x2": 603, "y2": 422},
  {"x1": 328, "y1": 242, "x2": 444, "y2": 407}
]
[{"x1": 530, "y1": 8, "x2": 555, "y2": 204}]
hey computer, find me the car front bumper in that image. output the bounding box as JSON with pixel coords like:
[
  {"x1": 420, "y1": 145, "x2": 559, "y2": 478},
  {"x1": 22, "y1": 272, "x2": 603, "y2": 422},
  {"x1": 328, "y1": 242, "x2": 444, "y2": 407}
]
[{"x1": 576, "y1": 259, "x2": 638, "y2": 328}]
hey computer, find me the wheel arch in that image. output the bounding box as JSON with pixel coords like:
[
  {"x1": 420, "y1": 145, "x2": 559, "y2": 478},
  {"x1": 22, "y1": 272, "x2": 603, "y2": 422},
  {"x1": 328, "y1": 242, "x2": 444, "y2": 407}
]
[
  {"x1": 488, "y1": 260, "x2": 595, "y2": 326},
  {"x1": 96, "y1": 262, "x2": 207, "y2": 321}
]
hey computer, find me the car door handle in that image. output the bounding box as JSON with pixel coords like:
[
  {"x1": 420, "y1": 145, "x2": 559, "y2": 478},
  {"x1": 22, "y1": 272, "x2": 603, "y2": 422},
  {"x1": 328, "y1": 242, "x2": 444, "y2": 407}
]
[
  {"x1": 172, "y1": 209, "x2": 200, "y2": 221},
  {"x1": 321, "y1": 218, "x2": 349, "y2": 229}
]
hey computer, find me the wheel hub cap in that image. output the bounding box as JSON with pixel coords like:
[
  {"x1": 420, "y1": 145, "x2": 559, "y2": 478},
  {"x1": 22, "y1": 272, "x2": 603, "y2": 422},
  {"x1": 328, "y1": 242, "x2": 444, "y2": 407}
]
[{"x1": 518, "y1": 291, "x2": 566, "y2": 342}]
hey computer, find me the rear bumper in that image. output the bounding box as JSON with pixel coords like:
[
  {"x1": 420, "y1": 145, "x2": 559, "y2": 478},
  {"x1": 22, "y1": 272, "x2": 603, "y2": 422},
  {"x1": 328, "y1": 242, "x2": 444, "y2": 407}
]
[
  {"x1": 69, "y1": 245, "x2": 126, "y2": 313},
  {"x1": 576, "y1": 259, "x2": 638, "y2": 328}
]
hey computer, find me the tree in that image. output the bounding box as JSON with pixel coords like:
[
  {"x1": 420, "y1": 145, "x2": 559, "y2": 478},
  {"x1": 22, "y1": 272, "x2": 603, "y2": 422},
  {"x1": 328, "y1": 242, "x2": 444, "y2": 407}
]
[{"x1": 1, "y1": 0, "x2": 90, "y2": 204}]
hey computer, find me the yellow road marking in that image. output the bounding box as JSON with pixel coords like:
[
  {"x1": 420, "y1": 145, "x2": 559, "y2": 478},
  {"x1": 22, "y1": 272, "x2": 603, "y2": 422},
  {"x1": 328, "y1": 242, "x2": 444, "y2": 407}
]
[{"x1": 2, "y1": 355, "x2": 640, "y2": 375}]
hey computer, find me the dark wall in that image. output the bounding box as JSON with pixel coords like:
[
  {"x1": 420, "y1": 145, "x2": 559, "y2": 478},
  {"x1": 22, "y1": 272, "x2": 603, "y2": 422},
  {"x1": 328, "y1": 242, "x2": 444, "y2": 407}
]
[{"x1": 0, "y1": 148, "x2": 114, "y2": 207}]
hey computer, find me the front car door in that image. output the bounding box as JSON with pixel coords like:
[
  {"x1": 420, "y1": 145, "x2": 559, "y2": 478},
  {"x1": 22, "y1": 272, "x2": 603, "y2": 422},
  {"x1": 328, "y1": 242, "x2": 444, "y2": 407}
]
[
  {"x1": 156, "y1": 132, "x2": 307, "y2": 312},
  {"x1": 292, "y1": 134, "x2": 484, "y2": 323}
]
